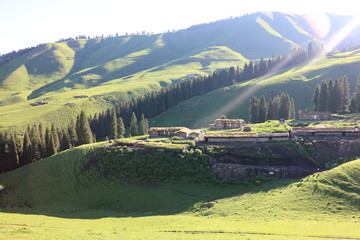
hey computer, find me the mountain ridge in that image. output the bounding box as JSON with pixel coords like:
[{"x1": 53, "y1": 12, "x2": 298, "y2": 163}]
[{"x1": 0, "y1": 12, "x2": 360, "y2": 128}]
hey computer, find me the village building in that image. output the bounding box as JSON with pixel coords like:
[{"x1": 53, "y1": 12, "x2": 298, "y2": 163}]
[
  {"x1": 290, "y1": 127, "x2": 360, "y2": 137},
  {"x1": 204, "y1": 131, "x2": 290, "y2": 143},
  {"x1": 148, "y1": 127, "x2": 204, "y2": 139},
  {"x1": 208, "y1": 119, "x2": 245, "y2": 129},
  {"x1": 257, "y1": 132, "x2": 290, "y2": 141},
  {"x1": 298, "y1": 110, "x2": 331, "y2": 120},
  {"x1": 204, "y1": 132, "x2": 259, "y2": 143}
]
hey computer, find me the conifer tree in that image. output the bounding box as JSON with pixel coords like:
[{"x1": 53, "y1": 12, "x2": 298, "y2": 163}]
[
  {"x1": 312, "y1": 85, "x2": 320, "y2": 111},
  {"x1": 38, "y1": 123, "x2": 46, "y2": 157},
  {"x1": 350, "y1": 96, "x2": 356, "y2": 113},
  {"x1": 290, "y1": 98, "x2": 296, "y2": 119},
  {"x1": 339, "y1": 76, "x2": 350, "y2": 113},
  {"x1": 68, "y1": 120, "x2": 78, "y2": 147},
  {"x1": 51, "y1": 124, "x2": 60, "y2": 152},
  {"x1": 29, "y1": 125, "x2": 41, "y2": 162},
  {"x1": 272, "y1": 95, "x2": 281, "y2": 120},
  {"x1": 329, "y1": 79, "x2": 341, "y2": 113},
  {"x1": 267, "y1": 98, "x2": 275, "y2": 120},
  {"x1": 76, "y1": 111, "x2": 94, "y2": 145},
  {"x1": 118, "y1": 117, "x2": 125, "y2": 138},
  {"x1": 354, "y1": 75, "x2": 360, "y2": 112},
  {"x1": 110, "y1": 108, "x2": 118, "y2": 139},
  {"x1": 278, "y1": 93, "x2": 291, "y2": 119},
  {"x1": 249, "y1": 96, "x2": 259, "y2": 123},
  {"x1": 130, "y1": 112, "x2": 138, "y2": 136},
  {"x1": 45, "y1": 128, "x2": 57, "y2": 157},
  {"x1": 139, "y1": 113, "x2": 149, "y2": 135},
  {"x1": 318, "y1": 80, "x2": 329, "y2": 111},
  {"x1": 59, "y1": 129, "x2": 71, "y2": 151},
  {"x1": 21, "y1": 131, "x2": 31, "y2": 166},
  {"x1": 9, "y1": 133, "x2": 19, "y2": 170},
  {"x1": 258, "y1": 95, "x2": 267, "y2": 123}
]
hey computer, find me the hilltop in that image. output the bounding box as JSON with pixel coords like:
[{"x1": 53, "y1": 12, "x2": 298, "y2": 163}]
[{"x1": 0, "y1": 12, "x2": 359, "y2": 128}]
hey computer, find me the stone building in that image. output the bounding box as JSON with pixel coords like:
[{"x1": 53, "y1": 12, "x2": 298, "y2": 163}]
[
  {"x1": 298, "y1": 110, "x2": 331, "y2": 120},
  {"x1": 290, "y1": 127, "x2": 360, "y2": 137},
  {"x1": 148, "y1": 127, "x2": 204, "y2": 139},
  {"x1": 209, "y1": 119, "x2": 245, "y2": 129}
]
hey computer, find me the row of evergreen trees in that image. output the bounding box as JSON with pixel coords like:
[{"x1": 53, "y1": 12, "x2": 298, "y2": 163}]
[
  {"x1": 249, "y1": 93, "x2": 295, "y2": 123},
  {"x1": 0, "y1": 110, "x2": 149, "y2": 173},
  {"x1": 0, "y1": 111, "x2": 94, "y2": 173},
  {"x1": 312, "y1": 76, "x2": 350, "y2": 113}
]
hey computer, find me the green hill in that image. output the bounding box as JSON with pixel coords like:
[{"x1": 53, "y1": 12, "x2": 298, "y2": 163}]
[
  {"x1": 1, "y1": 12, "x2": 358, "y2": 129},
  {"x1": 153, "y1": 49, "x2": 360, "y2": 128},
  {"x1": 1, "y1": 141, "x2": 360, "y2": 239},
  {"x1": 1, "y1": 141, "x2": 360, "y2": 215}
]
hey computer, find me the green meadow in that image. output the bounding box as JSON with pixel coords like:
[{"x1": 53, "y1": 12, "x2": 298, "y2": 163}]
[{"x1": 1, "y1": 141, "x2": 360, "y2": 239}]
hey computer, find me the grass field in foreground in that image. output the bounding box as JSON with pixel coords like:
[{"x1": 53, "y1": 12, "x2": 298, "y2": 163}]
[{"x1": 0, "y1": 212, "x2": 359, "y2": 240}]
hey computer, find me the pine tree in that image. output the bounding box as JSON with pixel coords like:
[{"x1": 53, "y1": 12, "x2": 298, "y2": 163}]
[
  {"x1": 139, "y1": 113, "x2": 149, "y2": 135},
  {"x1": 68, "y1": 120, "x2": 78, "y2": 147},
  {"x1": 267, "y1": 98, "x2": 275, "y2": 120},
  {"x1": 118, "y1": 117, "x2": 125, "y2": 138},
  {"x1": 354, "y1": 75, "x2": 360, "y2": 112},
  {"x1": 9, "y1": 133, "x2": 19, "y2": 170},
  {"x1": 38, "y1": 123, "x2": 46, "y2": 157},
  {"x1": 29, "y1": 125, "x2": 41, "y2": 162},
  {"x1": 60, "y1": 129, "x2": 71, "y2": 151},
  {"x1": 21, "y1": 131, "x2": 31, "y2": 166},
  {"x1": 249, "y1": 96, "x2": 259, "y2": 123},
  {"x1": 272, "y1": 95, "x2": 281, "y2": 120},
  {"x1": 318, "y1": 80, "x2": 329, "y2": 112},
  {"x1": 329, "y1": 79, "x2": 341, "y2": 113},
  {"x1": 278, "y1": 93, "x2": 291, "y2": 119},
  {"x1": 76, "y1": 111, "x2": 94, "y2": 145},
  {"x1": 289, "y1": 98, "x2": 295, "y2": 119},
  {"x1": 312, "y1": 85, "x2": 321, "y2": 111},
  {"x1": 51, "y1": 124, "x2": 60, "y2": 152},
  {"x1": 258, "y1": 95, "x2": 267, "y2": 123},
  {"x1": 339, "y1": 76, "x2": 350, "y2": 113},
  {"x1": 110, "y1": 108, "x2": 118, "y2": 139},
  {"x1": 350, "y1": 96, "x2": 356, "y2": 113},
  {"x1": 130, "y1": 112, "x2": 138, "y2": 136},
  {"x1": 45, "y1": 128, "x2": 57, "y2": 157}
]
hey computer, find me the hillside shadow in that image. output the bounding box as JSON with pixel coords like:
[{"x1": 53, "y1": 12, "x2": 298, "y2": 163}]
[{"x1": 0, "y1": 178, "x2": 296, "y2": 220}]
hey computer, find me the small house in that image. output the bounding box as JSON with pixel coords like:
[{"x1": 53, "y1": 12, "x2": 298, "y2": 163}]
[
  {"x1": 189, "y1": 130, "x2": 205, "y2": 138},
  {"x1": 298, "y1": 110, "x2": 331, "y2": 120},
  {"x1": 209, "y1": 119, "x2": 245, "y2": 129},
  {"x1": 175, "y1": 128, "x2": 193, "y2": 139},
  {"x1": 149, "y1": 127, "x2": 188, "y2": 137}
]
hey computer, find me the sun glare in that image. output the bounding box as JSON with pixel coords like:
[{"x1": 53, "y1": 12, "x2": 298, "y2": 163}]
[{"x1": 202, "y1": 11, "x2": 360, "y2": 123}]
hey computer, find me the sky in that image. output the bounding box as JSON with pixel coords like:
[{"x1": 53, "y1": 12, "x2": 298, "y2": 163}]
[{"x1": 1, "y1": 0, "x2": 360, "y2": 54}]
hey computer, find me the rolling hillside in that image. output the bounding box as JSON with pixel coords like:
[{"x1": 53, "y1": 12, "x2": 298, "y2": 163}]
[
  {"x1": 0, "y1": 12, "x2": 359, "y2": 128},
  {"x1": 153, "y1": 49, "x2": 360, "y2": 128},
  {"x1": 0, "y1": 141, "x2": 359, "y2": 239}
]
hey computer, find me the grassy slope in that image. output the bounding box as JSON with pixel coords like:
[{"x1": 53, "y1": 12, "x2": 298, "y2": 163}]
[
  {"x1": 0, "y1": 142, "x2": 360, "y2": 239},
  {"x1": 0, "y1": 42, "x2": 248, "y2": 128},
  {"x1": 0, "y1": 12, "x2": 318, "y2": 129},
  {"x1": 152, "y1": 49, "x2": 360, "y2": 128}
]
